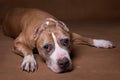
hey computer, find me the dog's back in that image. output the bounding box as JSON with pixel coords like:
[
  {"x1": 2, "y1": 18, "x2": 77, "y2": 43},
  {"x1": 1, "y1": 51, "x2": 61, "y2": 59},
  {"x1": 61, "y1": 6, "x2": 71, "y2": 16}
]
[{"x1": 2, "y1": 8, "x2": 54, "y2": 38}]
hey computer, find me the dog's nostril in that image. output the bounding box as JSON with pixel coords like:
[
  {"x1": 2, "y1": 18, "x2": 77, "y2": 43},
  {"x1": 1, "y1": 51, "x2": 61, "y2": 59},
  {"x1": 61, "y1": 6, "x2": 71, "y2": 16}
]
[{"x1": 58, "y1": 58, "x2": 69, "y2": 69}]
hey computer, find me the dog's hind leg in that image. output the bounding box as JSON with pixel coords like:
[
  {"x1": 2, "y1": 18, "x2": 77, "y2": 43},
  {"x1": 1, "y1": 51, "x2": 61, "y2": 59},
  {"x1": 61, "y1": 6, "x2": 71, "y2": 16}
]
[{"x1": 71, "y1": 33, "x2": 115, "y2": 48}]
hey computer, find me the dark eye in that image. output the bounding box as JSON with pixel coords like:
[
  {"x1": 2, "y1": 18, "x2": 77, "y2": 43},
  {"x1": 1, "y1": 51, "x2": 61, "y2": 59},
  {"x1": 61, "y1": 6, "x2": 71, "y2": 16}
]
[
  {"x1": 43, "y1": 44, "x2": 52, "y2": 52},
  {"x1": 61, "y1": 38, "x2": 70, "y2": 46}
]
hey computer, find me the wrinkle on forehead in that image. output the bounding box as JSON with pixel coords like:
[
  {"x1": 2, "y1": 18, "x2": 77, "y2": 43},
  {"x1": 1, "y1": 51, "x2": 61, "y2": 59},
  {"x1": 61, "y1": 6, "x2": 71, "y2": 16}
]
[
  {"x1": 38, "y1": 31, "x2": 53, "y2": 46},
  {"x1": 38, "y1": 25, "x2": 70, "y2": 46}
]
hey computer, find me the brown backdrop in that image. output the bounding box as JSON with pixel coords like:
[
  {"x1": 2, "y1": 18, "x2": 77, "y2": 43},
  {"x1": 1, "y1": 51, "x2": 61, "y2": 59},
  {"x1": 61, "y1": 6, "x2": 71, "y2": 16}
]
[
  {"x1": 0, "y1": 0, "x2": 120, "y2": 21},
  {"x1": 0, "y1": 0, "x2": 120, "y2": 80}
]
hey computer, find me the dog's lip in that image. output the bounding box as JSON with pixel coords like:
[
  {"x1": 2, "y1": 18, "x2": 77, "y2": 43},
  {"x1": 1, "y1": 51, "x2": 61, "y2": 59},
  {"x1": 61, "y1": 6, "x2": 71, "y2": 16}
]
[
  {"x1": 47, "y1": 60, "x2": 72, "y2": 73},
  {"x1": 58, "y1": 62, "x2": 73, "y2": 73},
  {"x1": 58, "y1": 66, "x2": 73, "y2": 73}
]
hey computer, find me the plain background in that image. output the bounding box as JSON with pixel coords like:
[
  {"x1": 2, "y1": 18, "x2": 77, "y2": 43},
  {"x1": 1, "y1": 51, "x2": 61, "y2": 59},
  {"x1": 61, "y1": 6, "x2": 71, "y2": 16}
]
[
  {"x1": 0, "y1": 0, "x2": 120, "y2": 21},
  {"x1": 0, "y1": 0, "x2": 120, "y2": 80}
]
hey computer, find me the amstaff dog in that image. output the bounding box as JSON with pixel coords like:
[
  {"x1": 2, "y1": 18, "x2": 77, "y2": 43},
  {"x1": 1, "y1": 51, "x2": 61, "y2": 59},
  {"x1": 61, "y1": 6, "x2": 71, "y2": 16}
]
[{"x1": 2, "y1": 8, "x2": 114, "y2": 73}]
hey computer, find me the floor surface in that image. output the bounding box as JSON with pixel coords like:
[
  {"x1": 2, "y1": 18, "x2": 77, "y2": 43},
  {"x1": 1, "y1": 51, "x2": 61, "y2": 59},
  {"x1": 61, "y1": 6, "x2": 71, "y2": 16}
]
[{"x1": 0, "y1": 21, "x2": 120, "y2": 80}]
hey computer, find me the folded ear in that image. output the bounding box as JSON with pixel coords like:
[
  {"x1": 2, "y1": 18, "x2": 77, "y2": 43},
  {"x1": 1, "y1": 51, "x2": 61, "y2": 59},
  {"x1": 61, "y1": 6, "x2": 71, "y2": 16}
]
[
  {"x1": 34, "y1": 24, "x2": 46, "y2": 41},
  {"x1": 34, "y1": 18, "x2": 56, "y2": 41},
  {"x1": 46, "y1": 18, "x2": 69, "y2": 32},
  {"x1": 57, "y1": 21, "x2": 69, "y2": 32}
]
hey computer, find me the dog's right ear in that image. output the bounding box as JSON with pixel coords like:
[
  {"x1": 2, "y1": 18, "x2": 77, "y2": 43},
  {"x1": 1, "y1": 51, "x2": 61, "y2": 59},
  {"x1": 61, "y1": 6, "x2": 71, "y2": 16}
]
[{"x1": 34, "y1": 24, "x2": 46, "y2": 41}]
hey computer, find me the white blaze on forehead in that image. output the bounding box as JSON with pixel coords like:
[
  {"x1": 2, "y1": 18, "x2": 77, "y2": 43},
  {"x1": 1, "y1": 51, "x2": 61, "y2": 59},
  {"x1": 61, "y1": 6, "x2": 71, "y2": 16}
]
[
  {"x1": 51, "y1": 32, "x2": 70, "y2": 58},
  {"x1": 52, "y1": 32, "x2": 66, "y2": 58},
  {"x1": 51, "y1": 32, "x2": 60, "y2": 48}
]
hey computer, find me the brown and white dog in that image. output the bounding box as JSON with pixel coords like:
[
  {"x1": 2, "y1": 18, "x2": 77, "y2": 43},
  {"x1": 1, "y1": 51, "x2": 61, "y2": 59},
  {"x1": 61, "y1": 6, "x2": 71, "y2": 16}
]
[{"x1": 2, "y1": 8, "x2": 114, "y2": 73}]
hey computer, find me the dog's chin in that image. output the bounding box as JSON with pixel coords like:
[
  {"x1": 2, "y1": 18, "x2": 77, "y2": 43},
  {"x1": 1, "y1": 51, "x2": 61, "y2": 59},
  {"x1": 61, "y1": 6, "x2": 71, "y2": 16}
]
[
  {"x1": 46, "y1": 61, "x2": 72, "y2": 73},
  {"x1": 48, "y1": 65, "x2": 61, "y2": 73}
]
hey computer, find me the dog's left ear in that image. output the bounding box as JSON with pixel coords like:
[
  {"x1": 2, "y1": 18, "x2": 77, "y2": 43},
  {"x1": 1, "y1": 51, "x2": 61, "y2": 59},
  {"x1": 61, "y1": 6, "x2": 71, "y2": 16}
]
[
  {"x1": 57, "y1": 21, "x2": 69, "y2": 32},
  {"x1": 46, "y1": 18, "x2": 69, "y2": 32}
]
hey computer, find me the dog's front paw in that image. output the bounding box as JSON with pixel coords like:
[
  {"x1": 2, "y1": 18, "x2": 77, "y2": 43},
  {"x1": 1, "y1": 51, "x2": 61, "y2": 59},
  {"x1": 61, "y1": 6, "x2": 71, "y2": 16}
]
[
  {"x1": 21, "y1": 55, "x2": 37, "y2": 72},
  {"x1": 93, "y1": 39, "x2": 115, "y2": 48}
]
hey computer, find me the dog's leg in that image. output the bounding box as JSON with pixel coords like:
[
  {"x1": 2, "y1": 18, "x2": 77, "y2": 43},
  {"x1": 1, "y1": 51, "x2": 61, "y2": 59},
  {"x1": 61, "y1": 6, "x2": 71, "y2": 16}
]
[
  {"x1": 13, "y1": 36, "x2": 37, "y2": 72},
  {"x1": 72, "y1": 33, "x2": 115, "y2": 48}
]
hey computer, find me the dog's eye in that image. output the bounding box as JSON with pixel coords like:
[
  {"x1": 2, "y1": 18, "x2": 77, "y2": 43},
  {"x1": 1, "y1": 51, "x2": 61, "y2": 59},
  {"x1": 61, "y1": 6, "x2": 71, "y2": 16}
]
[
  {"x1": 43, "y1": 44, "x2": 52, "y2": 52},
  {"x1": 60, "y1": 38, "x2": 70, "y2": 46}
]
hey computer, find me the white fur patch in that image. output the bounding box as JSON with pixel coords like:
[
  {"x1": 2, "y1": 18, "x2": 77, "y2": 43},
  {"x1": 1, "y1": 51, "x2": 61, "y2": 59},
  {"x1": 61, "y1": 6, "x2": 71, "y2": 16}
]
[
  {"x1": 46, "y1": 32, "x2": 71, "y2": 73},
  {"x1": 46, "y1": 21, "x2": 49, "y2": 25},
  {"x1": 93, "y1": 39, "x2": 114, "y2": 48},
  {"x1": 21, "y1": 55, "x2": 36, "y2": 72},
  {"x1": 51, "y1": 32, "x2": 70, "y2": 59}
]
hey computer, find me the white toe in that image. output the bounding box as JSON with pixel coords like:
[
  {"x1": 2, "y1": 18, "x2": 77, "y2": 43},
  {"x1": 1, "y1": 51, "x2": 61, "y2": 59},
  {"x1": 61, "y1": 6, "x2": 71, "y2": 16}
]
[{"x1": 21, "y1": 55, "x2": 36, "y2": 72}]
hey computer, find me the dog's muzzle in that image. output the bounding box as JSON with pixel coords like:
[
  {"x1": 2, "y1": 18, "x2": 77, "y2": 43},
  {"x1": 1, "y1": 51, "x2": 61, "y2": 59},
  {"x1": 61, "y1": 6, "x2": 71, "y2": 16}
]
[
  {"x1": 46, "y1": 56, "x2": 72, "y2": 73},
  {"x1": 57, "y1": 57, "x2": 70, "y2": 71}
]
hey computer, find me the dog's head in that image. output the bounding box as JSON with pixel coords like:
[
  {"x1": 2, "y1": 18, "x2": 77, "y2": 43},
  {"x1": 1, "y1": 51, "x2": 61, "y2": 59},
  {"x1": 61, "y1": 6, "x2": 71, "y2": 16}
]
[{"x1": 34, "y1": 18, "x2": 78, "y2": 73}]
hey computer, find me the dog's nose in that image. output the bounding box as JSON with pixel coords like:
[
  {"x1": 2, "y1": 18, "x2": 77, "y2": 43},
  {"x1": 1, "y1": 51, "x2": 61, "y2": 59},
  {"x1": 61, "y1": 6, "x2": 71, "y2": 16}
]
[{"x1": 57, "y1": 57, "x2": 69, "y2": 69}]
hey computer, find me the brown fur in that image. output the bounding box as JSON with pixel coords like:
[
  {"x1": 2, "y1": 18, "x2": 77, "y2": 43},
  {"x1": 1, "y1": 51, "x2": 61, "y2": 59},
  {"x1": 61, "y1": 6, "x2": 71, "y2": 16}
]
[
  {"x1": 2, "y1": 8, "x2": 94, "y2": 56},
  {"x1": 2, "y1": 8, "x2": 96, "y2": 72}
]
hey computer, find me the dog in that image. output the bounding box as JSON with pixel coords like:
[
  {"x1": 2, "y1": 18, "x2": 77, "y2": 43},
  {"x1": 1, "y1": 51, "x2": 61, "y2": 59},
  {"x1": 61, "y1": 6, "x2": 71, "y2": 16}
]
[{"x1": 2, "y1": 8, "x2": 115, "y2": 73}]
